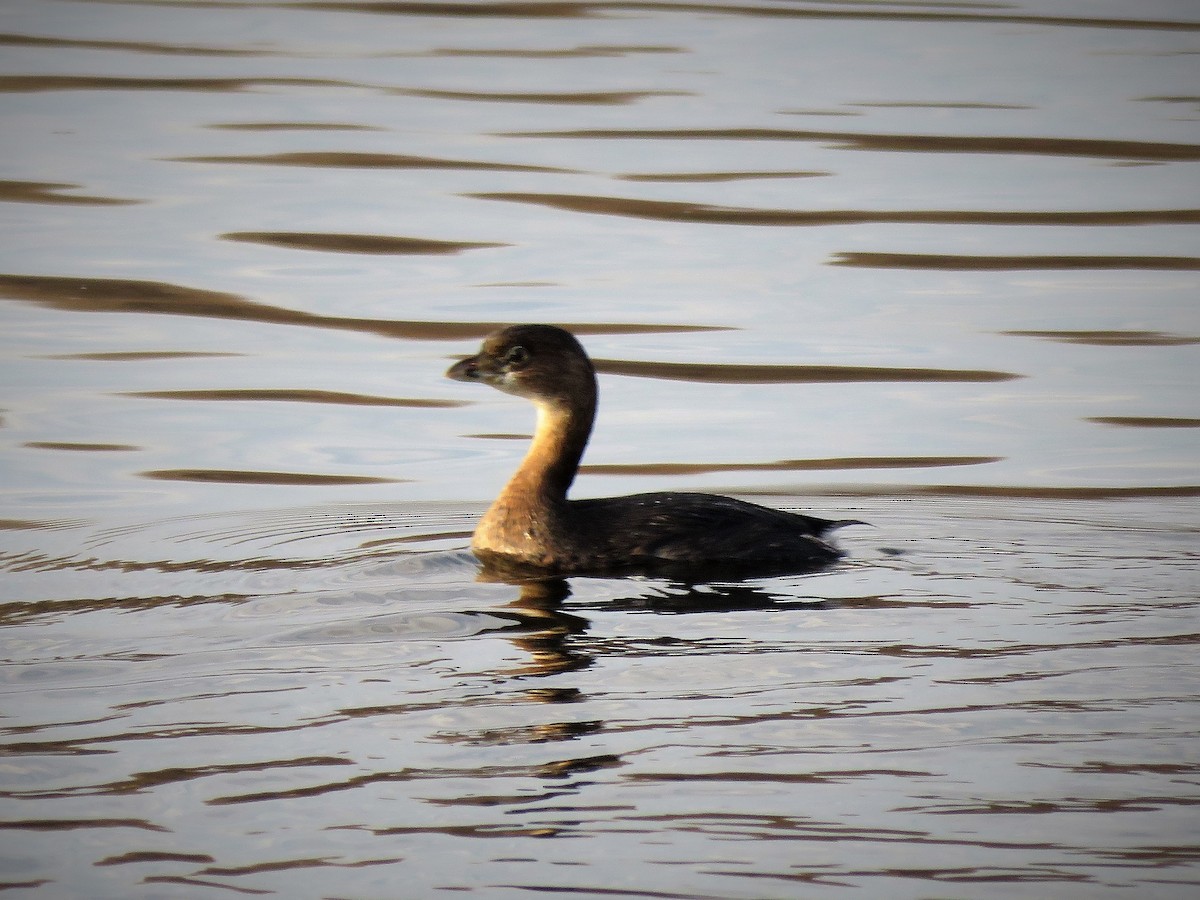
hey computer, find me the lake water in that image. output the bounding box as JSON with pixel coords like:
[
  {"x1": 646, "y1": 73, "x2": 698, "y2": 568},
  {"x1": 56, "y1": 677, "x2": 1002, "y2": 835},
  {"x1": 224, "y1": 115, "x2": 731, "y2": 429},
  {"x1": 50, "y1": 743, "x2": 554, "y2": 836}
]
[{"x1": 1, "y1": 1, "x2": 1198, "y2": 897}]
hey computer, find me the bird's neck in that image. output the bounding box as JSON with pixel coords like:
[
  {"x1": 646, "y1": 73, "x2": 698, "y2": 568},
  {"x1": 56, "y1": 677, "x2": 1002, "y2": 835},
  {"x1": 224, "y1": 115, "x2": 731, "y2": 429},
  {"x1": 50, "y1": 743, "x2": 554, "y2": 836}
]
[
  {"x1": 472, "y1": 375, "x2": 597, "y2": 565},
  {"x1": 504, "y1": 388, "x2": 596, "y2": 505}
]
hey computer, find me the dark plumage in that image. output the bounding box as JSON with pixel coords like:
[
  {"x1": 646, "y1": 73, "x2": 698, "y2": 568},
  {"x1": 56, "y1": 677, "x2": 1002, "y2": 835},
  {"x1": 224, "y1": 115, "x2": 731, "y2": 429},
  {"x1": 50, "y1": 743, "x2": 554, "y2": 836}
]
[{"x1": 447, "y1": 324, "x2": 855, "y2": 576}]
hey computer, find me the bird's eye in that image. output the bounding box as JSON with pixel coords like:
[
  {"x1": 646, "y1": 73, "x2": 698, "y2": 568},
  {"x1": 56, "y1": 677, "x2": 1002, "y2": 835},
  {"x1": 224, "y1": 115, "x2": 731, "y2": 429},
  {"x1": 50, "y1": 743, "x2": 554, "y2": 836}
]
[{"x1": 503, "y1": 345, "x2": 530, "y2": 368}]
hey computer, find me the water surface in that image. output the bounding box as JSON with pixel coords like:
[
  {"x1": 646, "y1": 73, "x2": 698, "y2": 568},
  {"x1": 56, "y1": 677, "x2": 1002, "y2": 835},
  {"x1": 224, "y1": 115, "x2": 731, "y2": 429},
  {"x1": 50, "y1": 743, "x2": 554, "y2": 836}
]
[{"x1": 1, "y1": 1, "x2": 1198, "y2": 896}]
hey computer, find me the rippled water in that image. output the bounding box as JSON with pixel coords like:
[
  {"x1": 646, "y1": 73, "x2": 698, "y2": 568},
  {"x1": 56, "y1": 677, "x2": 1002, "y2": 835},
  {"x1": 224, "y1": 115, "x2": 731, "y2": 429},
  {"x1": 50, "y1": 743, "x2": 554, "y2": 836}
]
[{"x1": 2, "y1": 1, "x2": 1198, "y2": 897}]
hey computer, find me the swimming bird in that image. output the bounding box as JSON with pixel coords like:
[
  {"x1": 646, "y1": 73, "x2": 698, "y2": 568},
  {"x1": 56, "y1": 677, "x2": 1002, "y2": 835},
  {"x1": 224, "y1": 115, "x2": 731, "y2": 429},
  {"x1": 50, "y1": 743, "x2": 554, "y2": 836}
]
[{"x1": 447, "y1": 324, "x2": 855, "y2": 575}]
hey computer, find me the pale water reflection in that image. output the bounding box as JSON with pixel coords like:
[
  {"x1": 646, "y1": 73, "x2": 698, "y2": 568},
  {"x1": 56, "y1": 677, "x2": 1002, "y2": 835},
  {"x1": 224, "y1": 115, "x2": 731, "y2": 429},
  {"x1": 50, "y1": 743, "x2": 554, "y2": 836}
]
[{"x1": 1, "y1": 0, "x2": 1198, "y2": 896}]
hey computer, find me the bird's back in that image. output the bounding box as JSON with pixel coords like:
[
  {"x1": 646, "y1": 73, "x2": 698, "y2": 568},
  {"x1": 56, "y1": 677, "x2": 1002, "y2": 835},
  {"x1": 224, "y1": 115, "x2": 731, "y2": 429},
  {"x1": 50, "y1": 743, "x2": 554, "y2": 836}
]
[{"x1": 564, "y1": 491, "x2": 848, "y2": 574}]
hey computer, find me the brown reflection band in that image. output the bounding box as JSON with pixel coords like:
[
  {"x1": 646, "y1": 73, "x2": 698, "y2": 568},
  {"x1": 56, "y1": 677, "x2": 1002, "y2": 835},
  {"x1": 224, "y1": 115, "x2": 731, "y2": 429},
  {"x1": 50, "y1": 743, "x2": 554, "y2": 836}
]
[
  {"x1": 0, "y1": 518, "x2": 83, "y2": 531},
  {"x1": 618, "y1": 170, "x2": 830, "y2": 183},
  {"x1": 853, "y1": 102, "x2": 1035, "y2": 111},
  {"x1": 0, "y1": 180, "x2": 139, "y2": 206},
  {"x1": 1086, "y1": 416, "x2": 1200, "y2": 428},
  {"x1": 1002, "y1": 330, "x2": 1199, "y2": 347},
  {"x1": 832, "y1": 252, "x2": 1200, "y2": 271},
  {"x1": 0, "y1": 75, "x2": 359, "y2": 93},
  {"x1": 582, "y1": 456, "x2": 1002, "y2": 476},
  {"x1": 291, "y1": 1, "x2": 596, "y2": 18},
  {"x1": 0, "y1": 818, "x2": 167, "y2": 833},
  {"x1": 222, "y1": 232, "x2": 508, "y2": 255},
  {"x1": 469, "y1": 193, "x2": 1200, "y2": 227},
  {"x1": 47, "y1": 351, "x2": 243, "y2": 361},
  {"x1": 172, "y1": 151, "x2": 571, "y2": 173},
  {"x1": 124, "y1": 389, "x2": 467, "y2": 408},
  {"x1": 501, "y1": 127, "x2": 1200, "y2": 161},
  {"x1": 284, "y1": 2, "x2": 1200, "y2": 33},
  {"x1": 428, "y1": 45, "x2": 683, "y2": 58},
  {"x1": 140, "y1": 470, "x2": 401, "y2": 486},
  {"x1": 0, "y1": 32, "x2": 285, "y2": 58},
  {"x1": 0, "y1": 32, "x2": 671, "y2": 62},
  {"x1": 752, "y1": 484, "x2": 1200, "y2": 500},
  {"x1": 0, "y1": 274, "x2": 721, "y2": 341},
  {"x1": 594, "y1": 357, "x2": 1020, "y2": 384},
  {"x1": 207, "y1": 122, "x2": 384, "y2": 131},
  {"x1": 396, "y1": 87, "x2": 688, "y2": 105},
  {"x1": 23, "y1": 442, "x2": 141, "y2": 452}
]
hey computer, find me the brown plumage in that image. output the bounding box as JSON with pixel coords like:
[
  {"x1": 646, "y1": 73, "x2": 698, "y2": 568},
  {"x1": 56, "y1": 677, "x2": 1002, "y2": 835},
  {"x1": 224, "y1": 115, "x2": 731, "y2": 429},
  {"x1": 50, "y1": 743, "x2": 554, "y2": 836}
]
[{"x1": 447, "y1": 324, "x2": 855, "y2": 576}]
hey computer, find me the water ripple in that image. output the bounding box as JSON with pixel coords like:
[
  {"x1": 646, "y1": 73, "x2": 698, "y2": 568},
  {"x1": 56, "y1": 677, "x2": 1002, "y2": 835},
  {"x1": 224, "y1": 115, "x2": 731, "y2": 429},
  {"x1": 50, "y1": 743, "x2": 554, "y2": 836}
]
[
  {"x1": 0, "y1": 179, "x2": 139, "y2": 206},
  {"x1": 221, "y1": 231, "x2": 508, "y2": 255},
  {"x1": 594, "y1": 356, "x2": 1019, "y2": 383},
  {"x1": 832, "y1": 252, "x2": 1200, "y2": 271},
  {"x1": 469, "y1": 192, "x2": 1200, "y2": 227},
  {"x1": 0, "y1": 274, "x2": 721, "y2": 340},
  {"x1": 499, "y1": 126, "x2": 1200, "y2": 162}
]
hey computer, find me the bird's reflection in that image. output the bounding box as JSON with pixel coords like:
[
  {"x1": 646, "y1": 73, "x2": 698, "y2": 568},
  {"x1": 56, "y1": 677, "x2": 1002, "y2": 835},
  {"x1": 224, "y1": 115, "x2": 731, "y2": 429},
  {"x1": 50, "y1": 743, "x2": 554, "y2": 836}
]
[
  {"x1": 478, "y1": 556, "x2": 842, "y2": 678},
  {"x1": 439, "y1": 564, "x2": 846, "y2": 755},
  {"x1": 495, "y1": 577, "x2": 593, "y2": 677},
  {"x1": 592, "y1": 579, "x2": 831, "y2": 614}
]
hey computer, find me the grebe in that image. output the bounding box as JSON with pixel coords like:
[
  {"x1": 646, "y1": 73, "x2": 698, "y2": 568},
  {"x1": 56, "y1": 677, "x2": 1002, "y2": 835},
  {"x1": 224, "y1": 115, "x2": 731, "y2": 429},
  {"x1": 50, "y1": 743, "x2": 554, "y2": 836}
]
[{"x1": 447, "y1": 324, "x2": 854, "y2": 575}]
